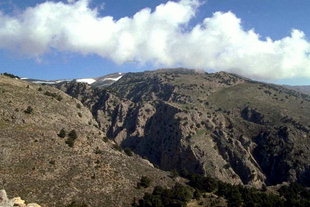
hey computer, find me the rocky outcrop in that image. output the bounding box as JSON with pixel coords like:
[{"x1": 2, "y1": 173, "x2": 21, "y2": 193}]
[
  {"x1": 241, "y1": 106, "x2": 265, "y2": 124},
  {"x1": 0, "y1": 190, "x2": 40, "y2": 207}
]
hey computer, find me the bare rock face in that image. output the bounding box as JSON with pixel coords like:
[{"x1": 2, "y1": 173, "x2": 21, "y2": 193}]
[
  {"x1": 0, "y1": 190, "x2": 11, "y2": 207},
  {"x1": 56, "y1": 69, "x2": 310, "y2": 188}
]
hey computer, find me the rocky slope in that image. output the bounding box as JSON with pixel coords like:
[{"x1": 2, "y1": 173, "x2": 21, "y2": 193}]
[
  {"x1": 0, "y1": 75, "x2": 175, "y2": 207},
  {"x1": 284, "y1": 85, "x2": 310, "y2": 96},
  {"x1": 56, "y1": 68, "x2": 310, "y2": 188}
]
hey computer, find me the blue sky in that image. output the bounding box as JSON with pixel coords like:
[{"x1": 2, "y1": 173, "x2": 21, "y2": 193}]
[{"x1": 0, "y1": 0, "x2": 310, "y2": 85}]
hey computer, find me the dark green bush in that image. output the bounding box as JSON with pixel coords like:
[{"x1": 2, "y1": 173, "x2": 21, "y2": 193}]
[
  {"x1": 58, "y1": 128, "x2": 66, "y2": 138},
  {"x1": 134, "y1": 184, "x2": 193, "y2": 207},
  {"x1": 170, "y1": 169, "x2": 179, "y2": 178},
  {"x1": 124, "y1": 148, "x2": 133, "y2": 156},
  {"x1": 65, "y1": 130, "x2": 78, "y2": 147},
  {"x1": 65, "y1": 138, "x2": 75, "y2": 147},
  {"x1": 24, "y1": 106, "x2": 33, "y2": 114},
  {"x1": 112, "y1": 144, "x2": 122, "y2": 151},
  {"x1": 1, "y1": 72, "x2": 20, "y2": 79},
  {"x1": 65, "y1": 201, "x2": 88, "y2": 207},
  {"x1": 138, "y1": 176, "x2": 152, "y2": 188},
  {"x1": 68, "y1": 130, "x2": 78, "y2": 139},
  {"x1": 44, "y1": 91, "x2": 62, "y2": 101}
]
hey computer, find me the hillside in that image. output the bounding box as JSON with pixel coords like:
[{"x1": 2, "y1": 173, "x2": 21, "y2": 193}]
[
  {"x1": 284, "y1": 85, "x2": 310, "y2": 96},
  {"x1": 56, "y1": 68, "x2": 310, "y2": 188},
  {"x1": 0, "y1": 75, "x2": 175, "y2": 207}
]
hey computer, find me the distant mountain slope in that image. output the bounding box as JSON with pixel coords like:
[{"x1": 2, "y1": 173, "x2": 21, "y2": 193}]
[
  {"x1": 23, "y1": 73, "x2": 124, "y2": 87},
  {"x1": 56, "y1": 68, "x2": 310, "y2": 188},
  {"x1": 284, "y1": 85, "x2": 310, "y2": 96},
  {"x1": 0, "y1": 75, "x2": 174, "y2": 207}
]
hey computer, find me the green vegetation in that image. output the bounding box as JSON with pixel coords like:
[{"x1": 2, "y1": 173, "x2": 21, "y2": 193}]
[
  {"x1": 44, "y1": 91, "x2": 63, "y2": 101},
  {"x1": 24, "y1": 106, "x2": 33, "y2": 114},
  {"x1": 179, "y1": 170, "x2": 310, "y2": 207},
  {"x1": 65, "y1": 130, "x2": 78, "y2": 147},
  {"x1": 133, "y1": 183, "x2": 193, "y2": 207},
  {"x1": 1, "y1": 72, "x2": 20, "y2": 79},
  {"x1": 137, "y1": 176, "x2": 152, "y2": 188},
  {"x1": 278, "y1": 183, "x2": 310, "y2": 207},
  {"x1": 58, "y1": 128, "x2": 66, "y2": 138},
  {"x1": 68, "y1": 130, "x2": 78, "y2": 139},
  {"x1": 65, "y1": 201, "x2": 88, "y2": 207},
  {"x1": 112, "y1": 144, "x2": 122, "y2": 151},
  {"x1": 124, "y1": 147, "x2": 133, "y2": 156},
  {"x1": 170, "y1": 169, "x2": 179, "y2": 178},
  {"x1": 136, "y1": 170, "x2": 310, "y2": 207}
]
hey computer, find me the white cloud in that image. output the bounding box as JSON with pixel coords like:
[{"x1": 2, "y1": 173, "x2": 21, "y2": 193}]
[{"x1": 0, "y1": 0, "x2": 310, "y2": 80}]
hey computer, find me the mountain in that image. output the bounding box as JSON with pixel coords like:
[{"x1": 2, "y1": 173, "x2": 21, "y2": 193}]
[
  {"x1": 0, "y1": 75, "x2": 175, "y2": 207},
  {"x1": 284, "y1": 85, "x2": 310, "y2": 96},
  {"x1": 2, "y1": 70, "x2": 310, "y2": 207},
  {"x1": 22, "y1": 73, "x2": 124, "y2": 87},
  {"x1": 56, "y1": 68, "x2": 310, "y2": 188}
]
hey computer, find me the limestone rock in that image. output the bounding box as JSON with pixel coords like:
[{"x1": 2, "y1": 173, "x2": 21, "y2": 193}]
[{"x1": 0, "y1": 190, "x2": 40, "y2": 207}]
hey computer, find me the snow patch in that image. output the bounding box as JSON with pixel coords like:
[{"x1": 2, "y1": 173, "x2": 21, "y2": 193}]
[
  {"x1": 76, "y1": 78, "x2": 96, "y2": 84},
  {"x1": 103, "y1": 76, "x2": 123, "y2": 82}
]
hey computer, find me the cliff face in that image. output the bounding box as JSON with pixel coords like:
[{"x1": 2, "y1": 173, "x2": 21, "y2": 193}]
[
  {"x1": 56, "y1": 69, "x2": 310, "y2": 188},
  {"x1": 0, "y1": 75, "x2": 175, "y2": 207}
]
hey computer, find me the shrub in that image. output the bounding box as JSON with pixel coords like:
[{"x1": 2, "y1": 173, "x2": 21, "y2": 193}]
[
  {"x1": 172, "y1": 183, "x2": 193, "y2": 202},
  {"x1": 124, "y1": 148, "x2": 133, "y2": 156},
  {"x1": 65, "y1": 138, "x2": 75, "y2": 147},
  {"x1": 94, "y1": 147, "x2": 104, "y2": 154},
  {"x1": 134, "y1": 184, "x2": 193, "y2": 207},
  {"x1": 76, "y1": 103, "x2": 82, "y2": 109},
  {"x1": 58, "y1": 128, "x2": 66, "y2": 138},
  {"x1": 49, "y1": 160, "x2": 56, "y2": 165},
  {"x1": 44, "y1": 91, "x2": 62, "y2": 101},
  {"x1": 193, "y1": 189, "x2": 202, "y2": 200},
  {"x1": 1, "y1": 72, "x2": 20, "y2": 79},
  {"x1": 113, "y1": 144, "x2": 122, "y2": 151},
  {"x1": 24, "y1": 106, "x2": 33, "y2": 114},
  {"x1": 65, "y1": 138, "x2": 74, "y2": 147},
  {"x1": 56, "y1": 95, "x2": 63, "y2": 101},
  {"x1": 66, "y1": 130, "x2": 78, "y2": 147},
  {"x1": 68, "y1": 130, "x2": 78, "y2": 139},
  {"x1": 65, "y1": 201, "x2": 88, "y2": 207},
  {"x1": 170, "y1": 169, "x2": 179, "y2": 178},
  {"x1": 138, "y1": 176, "x2": 151, "y2": 188}
]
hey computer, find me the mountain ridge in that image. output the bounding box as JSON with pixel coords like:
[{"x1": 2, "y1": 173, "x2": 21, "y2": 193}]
[{"x1": 55, "y1": 68, "x2": 310, "y2": 188}]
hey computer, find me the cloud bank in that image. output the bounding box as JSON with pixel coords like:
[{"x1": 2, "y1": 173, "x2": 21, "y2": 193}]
[{"x1": 0, "y1": 0, "x2": 310, "y2": 80}]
